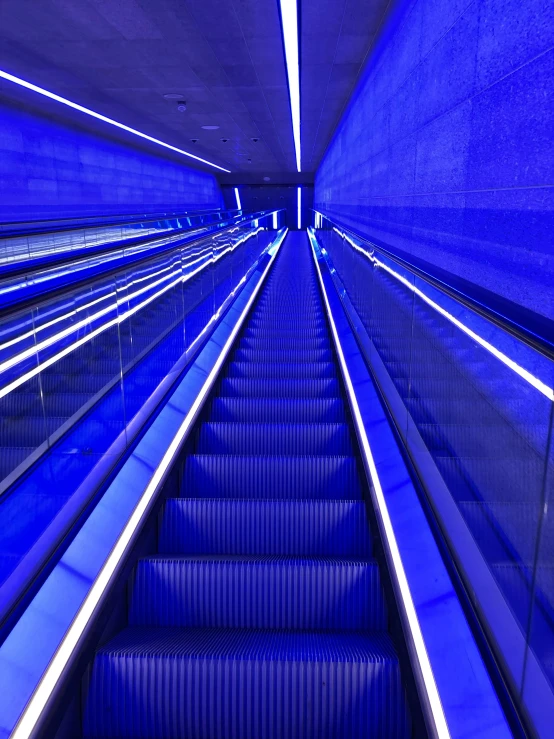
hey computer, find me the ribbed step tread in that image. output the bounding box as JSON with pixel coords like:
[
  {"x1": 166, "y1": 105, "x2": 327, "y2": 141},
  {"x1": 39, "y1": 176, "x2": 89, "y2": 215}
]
[
  {"x1": 226, "y1": 361, "x2": 336, "y2": 379},
  {"x1": 84, "y1": 628, "x2": 409, "y2": 739},
  {"x1": 209, "y1": 397, "x2": 346, "y2": 423},
  {"x1": 243, "y1": 326, "x2": 327, "y2": 338},
  {"x1": 130, "y1": 556, "x2": 386, "y2": 630},
  {"x1": 183, "y1": 455, "x2": 362, "y2": 499},
  {"x1": 239, "y1": 336, "x2": 330, "y2": 351},
  {"x1": 234, "y1": 348, "x2": 333, "y2": 363},
  {"x1": 197, "y1": 422, "x2": 353, "y2": 455},
  {"x1": 219, "y1": 377, "x2": 340, "y2": 398},
  {"x1": 160, "y1": 498, "x2": 372, "y2": 556}
]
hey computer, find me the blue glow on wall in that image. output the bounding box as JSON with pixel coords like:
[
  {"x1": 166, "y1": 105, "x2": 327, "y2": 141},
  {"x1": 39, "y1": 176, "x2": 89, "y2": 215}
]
[
  {"x1": 0, "y1": 68, "x2": 229, "y2": 173},
  {"x1": 0, "y1": 98, "x2": 223, "y2": 222},
  {"x1": 314, "y1": 0, "x2": 554, "y2": 326}
]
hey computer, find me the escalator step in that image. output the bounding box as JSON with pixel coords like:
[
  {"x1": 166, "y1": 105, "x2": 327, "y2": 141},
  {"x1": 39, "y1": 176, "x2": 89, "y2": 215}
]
[
  {"x1": 243, "y1": 326, "x2": 327, "y2": 339},
  {"x1": 209, "y1": 397, "x2": 346, "y2": 423},
  {"x1": 183, "y1": 454, "x2": 362, "y2": 499},
  {"x1": 226, "y1": 361, "x2": 336, "y2": 379},
  {"x1": 0, "y1": 416, "x2": 67, "y2": 447},
  {"x1": 84, "y1": 627, "x2": 409, "y2": 739},
  {"x1": 238, "y1": 335, "x2": 330, "y2": 351},
  {"x1": 197, "y1": 422, "x2": 353, "y2": 455},
  {"x1": 130, "y1": 556, "x2": 386, "y2": 630},
  {"x1": 159, "y1": 498, "x2": 372, "y2": 556},
  {"x1": 0, "y1": 447, "x2": 36, "y2": 479},
  {"x1": 233, "y1": 347, "x2": 333, "y2": 363},
  {"x1": 219, "y1": 377, "x2": 340, "y2": 398},
  {"x1": 459, "y1": 500, "x2": 554, "y2": 562}
]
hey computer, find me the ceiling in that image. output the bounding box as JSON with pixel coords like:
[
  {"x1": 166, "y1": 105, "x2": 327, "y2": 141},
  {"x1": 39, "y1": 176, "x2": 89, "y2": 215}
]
[{"x1": 0, "y1": 0, "x2": 389, "y2": 178}]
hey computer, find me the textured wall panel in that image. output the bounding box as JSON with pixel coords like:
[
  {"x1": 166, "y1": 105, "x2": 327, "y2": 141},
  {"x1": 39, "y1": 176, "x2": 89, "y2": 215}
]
[
  {"x1": 0, "y1": 98, "x2": 222, "y2": 221},
  {"x1": 314, "y1": 0, "x2": 554, "y2": 324}
]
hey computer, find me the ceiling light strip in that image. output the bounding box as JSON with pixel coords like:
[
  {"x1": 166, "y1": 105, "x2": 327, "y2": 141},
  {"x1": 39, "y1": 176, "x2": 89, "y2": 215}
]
[
  {"x1": 0, "y1": 69, "x2": 231, "y2": 173},
  {"x1": 234, "y1": 188, "x2": 242, "y2": 210},
  {"x1": 279, "y1": 0, "x2": 301, "y2": 171}
]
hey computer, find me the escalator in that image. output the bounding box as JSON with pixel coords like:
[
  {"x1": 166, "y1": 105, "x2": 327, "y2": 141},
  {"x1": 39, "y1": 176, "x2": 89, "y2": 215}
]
[
  {"x1": 82, "y1": 232, "x2": 413, "y2": 738},
  {"x1": 368, "y1": 270, "x2": 554, "y2": 689},
  {"x1": 0, "y1": 217, "x2": 276, "y2": 616}
]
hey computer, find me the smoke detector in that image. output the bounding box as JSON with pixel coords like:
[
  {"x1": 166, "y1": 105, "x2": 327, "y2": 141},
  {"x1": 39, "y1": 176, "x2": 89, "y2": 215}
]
[{"x1": 176, "y1": 101, "x2": 187, "y2": 113}]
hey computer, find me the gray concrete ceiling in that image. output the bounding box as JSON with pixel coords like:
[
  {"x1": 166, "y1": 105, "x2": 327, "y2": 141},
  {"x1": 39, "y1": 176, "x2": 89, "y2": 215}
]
[{"x1": 0, "y1": 0, "x2": 389, "y2": 177}]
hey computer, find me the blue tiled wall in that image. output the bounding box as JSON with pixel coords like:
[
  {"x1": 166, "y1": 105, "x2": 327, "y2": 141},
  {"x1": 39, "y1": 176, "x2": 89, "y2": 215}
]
[
  {"x1": 315, "y1": 0, "x2": 554, "y2": 324},
  {"x1": 0, "y1": 100, "x2": 222, "y2": 222}
]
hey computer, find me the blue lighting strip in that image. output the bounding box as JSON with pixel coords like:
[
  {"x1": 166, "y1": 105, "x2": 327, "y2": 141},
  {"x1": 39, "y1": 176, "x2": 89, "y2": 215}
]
[
  {"x1": 297, "y1": 186, "x2": 301, "y2": 229},
  {"x1": 279, "y1": 0, "x2": 301, "y2": 171},
  {"x1": 308, "y1": 227, "x2": 512, "y2": 738},
  {"x1": 3, "y1": 229, "x2": 288, "y2": 738},
  {"x1": 326, "y1": 221, "x2": 554, "y2": 401},
  {"x1": 234, "y1": 187, "x2": 242, "y2": 210},
  {"x1": 0, "y1": 69, "x2": 231, "y2": 173}
]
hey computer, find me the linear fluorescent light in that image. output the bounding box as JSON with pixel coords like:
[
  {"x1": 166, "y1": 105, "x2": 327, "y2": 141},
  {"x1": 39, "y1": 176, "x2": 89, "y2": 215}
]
[
  {"x1": 234, "y1": 187, "x2": 242, "y2": 210},
  {"x1": 0, "y1": 69, "x2": 230, "y2": 173},
  {"x1": 297, "y1": 187, "x2": 301, "y2": 229},
  {"x1": 273, "y1": 211, "x2": 278, "y2": 229},
  {"x1": 11, "y1": 228, "x2": 288, "y2": 739},
  {"x1": 307, "y1": 228, "x2": 450, "y2": 738},
  {"x1": 279, "y1": 0, "x2": 301, "y2": 171},
  {"x1": 330, "y1": 226, "x2": 554, "y2": 402}
]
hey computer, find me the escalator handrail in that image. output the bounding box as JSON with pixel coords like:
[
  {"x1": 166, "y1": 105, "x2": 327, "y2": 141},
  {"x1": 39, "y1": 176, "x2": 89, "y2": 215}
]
[
  {"x1": 0, "y1": 209, "x2": 284, "y2": 317},
  {"x1": 0, "y1": 206, "x2": 242, "y2": 239},
  {"x1": 0, "y1": 209, "x2": 276, "y2": 282},
  {"x1": 0, "y1": 229, "x2": 288, "y2": 739},
  {"x1": 312, "y1": 210, "x2": 554, "y2": 360}
]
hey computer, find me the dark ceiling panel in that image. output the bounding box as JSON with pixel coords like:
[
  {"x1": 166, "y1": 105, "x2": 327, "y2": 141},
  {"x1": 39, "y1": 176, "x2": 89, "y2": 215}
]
[{"x1": 0, "y1": 0, "x2": 390, "y2": 177}]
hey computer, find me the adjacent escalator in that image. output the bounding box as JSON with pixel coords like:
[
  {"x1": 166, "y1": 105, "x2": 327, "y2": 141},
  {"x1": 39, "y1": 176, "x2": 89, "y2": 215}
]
[{"x1": 83, "y1": 232, "x2": 412, "y2": 738}]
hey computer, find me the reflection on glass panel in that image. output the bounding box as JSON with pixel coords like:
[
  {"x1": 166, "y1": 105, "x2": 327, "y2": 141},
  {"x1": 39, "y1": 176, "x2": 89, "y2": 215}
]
[
  {"x1": 313, "y1": 214, "x2": 554, "y2": 730},
  {"x1": 0, "y1": 211, "x2": 281, "y2": 617},
  {"x1": 0, "y1": 208, "x2": 241, "y2": 266}
]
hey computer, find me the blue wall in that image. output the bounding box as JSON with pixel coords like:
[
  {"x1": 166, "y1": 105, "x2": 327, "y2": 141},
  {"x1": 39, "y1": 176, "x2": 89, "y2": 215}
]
[
  {"x1": 315, "y1": 0, "x2": 554, "y2": 325},
  {"x1": 0, "y1": 98, "x2": 222, "y2": 222}
]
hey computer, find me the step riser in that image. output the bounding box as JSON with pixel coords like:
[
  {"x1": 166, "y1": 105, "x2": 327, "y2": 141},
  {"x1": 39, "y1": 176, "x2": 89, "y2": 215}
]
[
  {"x1": 209, "y1": 398, "x2": 346, "y2": 423},
  {"x1": 160, "y1": 499, "x2": 372, "y2": 556},
  {"x1": 197, "y1": 423, "x2": 352, "y2": 455},
  {"x1": 85, "y1": 637, "x2": 409, "y2": 739},
  {"x1": 219, "y1": 378, "x2": 341, "y2": 398},
  {"x1": 226, "y1": 362, "x2": 337, "y2": 379},
  {"x1": 234, "y1": 349, "x2": 333, "y2": 363},
  {"x1": 130, "y1": 559, "x2": 386, "y2": 630},
  {"x1": 183, "y1": 456, "x2": 362, "y2": 499},
  {"x1": 238, "y1": 337, "x2": 330, "y2": 351}
]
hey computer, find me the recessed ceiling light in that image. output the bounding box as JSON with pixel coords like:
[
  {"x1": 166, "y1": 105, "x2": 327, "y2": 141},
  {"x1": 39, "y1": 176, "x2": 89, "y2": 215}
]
[
  {"x1": 202, "y1": 125, "x2": 220, "y2": 130},
  {"x1": 163, "y1": 93, "x2": 184, "y2": 100},
  {"x1": 263, "y1": 176, "x2": 271, "y2": 181}
]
